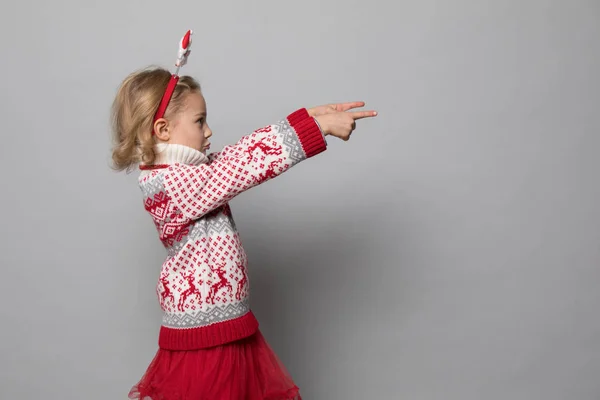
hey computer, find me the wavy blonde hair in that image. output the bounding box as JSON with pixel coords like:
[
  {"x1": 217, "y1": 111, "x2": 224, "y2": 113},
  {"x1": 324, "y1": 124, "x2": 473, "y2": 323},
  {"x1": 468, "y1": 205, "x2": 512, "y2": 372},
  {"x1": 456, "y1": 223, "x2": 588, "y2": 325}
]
[{"x1": 110, "y1": 66, "x2": 201, "y2": 171}]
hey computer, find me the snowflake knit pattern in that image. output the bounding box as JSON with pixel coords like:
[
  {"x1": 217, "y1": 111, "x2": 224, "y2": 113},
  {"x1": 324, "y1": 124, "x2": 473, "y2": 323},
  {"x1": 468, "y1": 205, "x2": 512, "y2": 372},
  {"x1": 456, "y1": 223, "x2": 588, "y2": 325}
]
[{"x1": 138, "y1": 108, "x2": 326, "y2": 350}]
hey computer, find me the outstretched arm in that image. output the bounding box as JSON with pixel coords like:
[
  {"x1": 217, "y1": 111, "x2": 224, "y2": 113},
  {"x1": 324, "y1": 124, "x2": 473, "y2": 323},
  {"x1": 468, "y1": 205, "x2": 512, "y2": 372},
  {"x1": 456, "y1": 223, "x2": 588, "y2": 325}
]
[{"x1": 163, "y1": 108, "x2": 326, "y2": 220}]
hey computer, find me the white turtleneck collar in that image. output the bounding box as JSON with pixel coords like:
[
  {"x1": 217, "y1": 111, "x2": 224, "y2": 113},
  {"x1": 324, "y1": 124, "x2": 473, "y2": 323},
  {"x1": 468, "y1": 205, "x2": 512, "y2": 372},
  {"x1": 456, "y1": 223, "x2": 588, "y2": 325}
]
[{"x1": 151, "y1": 143, "x2": 209, "y2": 166}]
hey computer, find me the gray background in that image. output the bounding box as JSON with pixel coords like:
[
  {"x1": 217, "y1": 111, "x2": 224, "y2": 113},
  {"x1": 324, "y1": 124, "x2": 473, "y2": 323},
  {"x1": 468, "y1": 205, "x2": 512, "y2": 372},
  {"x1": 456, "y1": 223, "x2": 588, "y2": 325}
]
[{"x1": 1, "y1": 0, "x2": 599, "y2": 399}]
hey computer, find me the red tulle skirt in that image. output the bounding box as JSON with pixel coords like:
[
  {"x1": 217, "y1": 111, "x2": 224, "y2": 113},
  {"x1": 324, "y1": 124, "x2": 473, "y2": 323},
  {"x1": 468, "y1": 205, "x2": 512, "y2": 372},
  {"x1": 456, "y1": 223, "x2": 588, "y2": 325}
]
[{"x1": 128, "y1": 330, "x2": 301, "y2": 400}]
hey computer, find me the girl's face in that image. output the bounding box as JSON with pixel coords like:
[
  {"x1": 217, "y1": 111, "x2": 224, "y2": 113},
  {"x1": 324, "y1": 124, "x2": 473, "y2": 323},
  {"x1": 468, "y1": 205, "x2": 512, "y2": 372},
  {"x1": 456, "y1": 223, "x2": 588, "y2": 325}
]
[{"x1": 166, "y1": 91, "x2": 212, "y2": 153}]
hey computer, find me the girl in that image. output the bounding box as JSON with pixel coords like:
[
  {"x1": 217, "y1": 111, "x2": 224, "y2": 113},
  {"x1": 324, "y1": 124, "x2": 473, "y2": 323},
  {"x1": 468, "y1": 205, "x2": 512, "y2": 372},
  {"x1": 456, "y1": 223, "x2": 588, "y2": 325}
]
[{"x1": 111, "y1": 36, "x2": 377, "y2": 400}]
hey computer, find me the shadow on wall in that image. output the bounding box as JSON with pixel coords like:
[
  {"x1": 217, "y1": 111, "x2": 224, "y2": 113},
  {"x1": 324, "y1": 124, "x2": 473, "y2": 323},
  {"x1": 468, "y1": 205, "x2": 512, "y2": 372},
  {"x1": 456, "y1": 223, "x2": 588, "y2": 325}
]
[{"x1": 236, "y1": 204, "x2": 416, "y2": 390}]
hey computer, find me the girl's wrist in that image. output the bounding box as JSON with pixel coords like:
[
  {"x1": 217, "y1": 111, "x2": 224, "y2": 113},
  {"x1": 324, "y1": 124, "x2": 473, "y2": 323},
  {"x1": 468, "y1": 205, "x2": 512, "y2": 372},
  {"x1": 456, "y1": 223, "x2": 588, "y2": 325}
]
[{"x1": 313, "y1": 116, "x2": 328, "y2": 136}]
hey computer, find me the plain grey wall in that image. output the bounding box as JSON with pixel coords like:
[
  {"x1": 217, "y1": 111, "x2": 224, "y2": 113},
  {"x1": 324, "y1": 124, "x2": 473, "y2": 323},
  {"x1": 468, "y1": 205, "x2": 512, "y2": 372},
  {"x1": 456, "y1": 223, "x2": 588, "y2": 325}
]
[{"x1": 1, "y1": 0, "x2": 599, "y2": 399}]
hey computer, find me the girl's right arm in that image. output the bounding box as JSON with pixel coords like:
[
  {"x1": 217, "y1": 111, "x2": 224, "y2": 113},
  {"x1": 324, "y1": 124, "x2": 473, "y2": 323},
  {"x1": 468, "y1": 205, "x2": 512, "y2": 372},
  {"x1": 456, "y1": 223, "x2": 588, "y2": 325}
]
[{"x1": 163, "y1": 108, "x2": 326, "y2": 220}]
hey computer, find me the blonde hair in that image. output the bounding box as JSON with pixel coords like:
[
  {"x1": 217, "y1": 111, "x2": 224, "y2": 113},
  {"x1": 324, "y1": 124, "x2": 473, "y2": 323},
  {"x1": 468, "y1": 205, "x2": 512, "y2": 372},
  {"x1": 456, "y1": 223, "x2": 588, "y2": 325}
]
[{"x1": 110, "y1": 66, "x2": 201, "y2": 171}]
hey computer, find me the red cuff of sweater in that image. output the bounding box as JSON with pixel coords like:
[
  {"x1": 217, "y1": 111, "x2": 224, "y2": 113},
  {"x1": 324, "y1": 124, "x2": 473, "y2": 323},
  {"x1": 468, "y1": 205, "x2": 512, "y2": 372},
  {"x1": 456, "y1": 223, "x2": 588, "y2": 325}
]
[
  {"x1": 287, "y1": 108, "x2": 310, "y2": 126},
  {"x1": 287, "y1": 109, "x2": 327, "y2": 158}
]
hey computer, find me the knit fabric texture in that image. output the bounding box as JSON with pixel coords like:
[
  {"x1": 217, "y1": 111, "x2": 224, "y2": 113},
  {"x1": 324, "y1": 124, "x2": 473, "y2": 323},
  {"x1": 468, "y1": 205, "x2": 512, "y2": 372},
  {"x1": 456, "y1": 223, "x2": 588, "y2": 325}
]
[{"x1": 138, "y1": 108, "x2": 327, "y2": 350}]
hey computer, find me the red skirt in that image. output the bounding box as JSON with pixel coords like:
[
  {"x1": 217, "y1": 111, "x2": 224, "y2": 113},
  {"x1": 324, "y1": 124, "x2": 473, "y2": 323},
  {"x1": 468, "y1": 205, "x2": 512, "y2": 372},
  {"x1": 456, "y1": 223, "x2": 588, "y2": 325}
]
[{"x1": 128, "y1": 330, "x2": 302, "y2": 400}]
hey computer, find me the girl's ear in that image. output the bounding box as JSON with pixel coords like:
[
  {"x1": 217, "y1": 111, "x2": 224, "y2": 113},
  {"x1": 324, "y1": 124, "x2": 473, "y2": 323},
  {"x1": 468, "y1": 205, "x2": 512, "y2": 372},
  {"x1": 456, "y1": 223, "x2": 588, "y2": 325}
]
[{"x1": 153, "y1": 118, "x2": 170, "y2": 141}]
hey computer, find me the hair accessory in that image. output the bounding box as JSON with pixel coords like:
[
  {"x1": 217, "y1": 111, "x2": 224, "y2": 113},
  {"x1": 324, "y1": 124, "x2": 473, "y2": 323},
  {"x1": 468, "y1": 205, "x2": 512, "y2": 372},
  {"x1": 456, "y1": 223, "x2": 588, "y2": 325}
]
[{"x1": 152, "y1": 30, "x2": 193, "y2": 132}]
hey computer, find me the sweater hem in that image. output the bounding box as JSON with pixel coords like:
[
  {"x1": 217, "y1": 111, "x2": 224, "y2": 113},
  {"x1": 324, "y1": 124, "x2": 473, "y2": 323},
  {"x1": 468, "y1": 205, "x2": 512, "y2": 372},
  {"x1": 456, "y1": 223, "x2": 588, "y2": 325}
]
[{"x1": 158, "y1": 310, "x2": 259, "y2": 350}]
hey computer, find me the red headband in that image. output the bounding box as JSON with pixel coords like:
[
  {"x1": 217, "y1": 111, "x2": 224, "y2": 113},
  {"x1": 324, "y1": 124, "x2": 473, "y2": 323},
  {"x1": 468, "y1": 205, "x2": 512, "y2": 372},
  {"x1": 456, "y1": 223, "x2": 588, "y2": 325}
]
[{"x1": 152, "y1": 30, "x2": 193, "y2": 133}]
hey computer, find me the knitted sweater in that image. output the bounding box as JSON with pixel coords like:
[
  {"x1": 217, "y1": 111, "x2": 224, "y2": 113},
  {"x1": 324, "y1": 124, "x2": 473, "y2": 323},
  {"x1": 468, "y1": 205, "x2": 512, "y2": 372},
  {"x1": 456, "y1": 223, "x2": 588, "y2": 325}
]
[{"x1": 138, "y1": 108, "x2": 327, "y2": 350}]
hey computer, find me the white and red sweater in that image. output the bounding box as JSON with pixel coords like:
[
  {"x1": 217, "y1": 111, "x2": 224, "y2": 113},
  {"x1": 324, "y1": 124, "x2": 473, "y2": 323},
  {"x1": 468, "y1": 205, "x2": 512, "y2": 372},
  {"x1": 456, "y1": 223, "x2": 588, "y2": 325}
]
[{"x1": 138, "y1": 108, "x2": 326, "y2": 350}]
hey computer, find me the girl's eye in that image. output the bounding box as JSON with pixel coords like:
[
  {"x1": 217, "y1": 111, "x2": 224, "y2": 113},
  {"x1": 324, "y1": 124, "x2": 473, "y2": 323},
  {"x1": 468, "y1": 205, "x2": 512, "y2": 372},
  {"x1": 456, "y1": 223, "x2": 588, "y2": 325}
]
[{"x1": 197, "y1": 118, "x2": 204, "y2": 125}]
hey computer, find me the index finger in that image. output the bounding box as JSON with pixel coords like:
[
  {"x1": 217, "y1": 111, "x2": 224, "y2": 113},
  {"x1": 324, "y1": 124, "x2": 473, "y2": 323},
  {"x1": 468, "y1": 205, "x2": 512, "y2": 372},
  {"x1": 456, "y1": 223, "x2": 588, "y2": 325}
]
[
  {"x1": 336, "y1": 101, "x2": 366, "y2": 112},
  {"x1": 350, "y1": 110, "x2": 378, "y2": 120}
]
